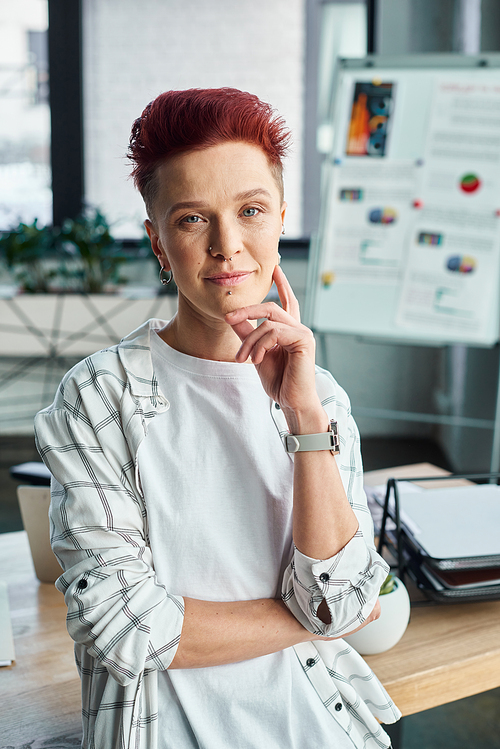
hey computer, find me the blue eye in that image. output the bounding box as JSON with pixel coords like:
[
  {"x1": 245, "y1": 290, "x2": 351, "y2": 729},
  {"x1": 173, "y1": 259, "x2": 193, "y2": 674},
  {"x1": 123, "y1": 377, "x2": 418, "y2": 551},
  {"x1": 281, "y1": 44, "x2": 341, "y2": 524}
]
[
  {"x1": 242, "y1": 208, "x2": 258, "y2": 217},
  {"x1": 184, "y1": 215, "x2": 200, "y2": 223}
]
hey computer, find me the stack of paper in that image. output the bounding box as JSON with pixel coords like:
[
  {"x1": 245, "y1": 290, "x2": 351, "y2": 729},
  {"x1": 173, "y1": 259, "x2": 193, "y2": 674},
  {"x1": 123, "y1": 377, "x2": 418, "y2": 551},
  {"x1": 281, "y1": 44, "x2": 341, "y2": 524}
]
[
  {"x1": 368, "y1": 482, "x2": 500, "y2": 602},
  {"x1": 0, "y1": 580, "x2": 15, "y2": 666}
]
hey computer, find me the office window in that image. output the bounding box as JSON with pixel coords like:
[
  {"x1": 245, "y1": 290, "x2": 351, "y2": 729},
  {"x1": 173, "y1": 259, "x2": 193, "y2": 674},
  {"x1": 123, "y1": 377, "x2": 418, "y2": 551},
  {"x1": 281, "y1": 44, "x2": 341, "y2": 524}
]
[
  {"x1": 82, "y1": 0, "x2": 305, "y2": 238},
  {"x1": 317, "y1": 2, "x2": 366, "y2": 153},
  {"x1": 0, "y1": 0, "x2": 51, "y2": 229}
]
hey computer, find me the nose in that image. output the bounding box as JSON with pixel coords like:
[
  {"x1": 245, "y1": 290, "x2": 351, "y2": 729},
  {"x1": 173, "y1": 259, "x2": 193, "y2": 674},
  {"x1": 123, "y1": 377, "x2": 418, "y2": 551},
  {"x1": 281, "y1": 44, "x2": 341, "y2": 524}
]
[{"x1": 208, "y1": 217, "x2": 242, "y2": 262}]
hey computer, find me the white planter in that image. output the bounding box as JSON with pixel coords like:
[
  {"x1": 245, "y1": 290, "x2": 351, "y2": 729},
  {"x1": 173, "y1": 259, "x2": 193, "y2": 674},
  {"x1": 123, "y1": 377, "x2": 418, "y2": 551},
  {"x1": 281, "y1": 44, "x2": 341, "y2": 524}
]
[{"x1": 343, "y1": 577, "x2": 411, "y2": 655}]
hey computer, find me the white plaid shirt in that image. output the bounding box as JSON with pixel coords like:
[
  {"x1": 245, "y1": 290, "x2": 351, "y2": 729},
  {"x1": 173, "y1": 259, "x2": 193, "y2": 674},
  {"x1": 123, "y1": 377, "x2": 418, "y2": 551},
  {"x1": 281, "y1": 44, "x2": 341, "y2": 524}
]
[{"x1": 35, "y1": 319, "x2": 401, "y2": 749}]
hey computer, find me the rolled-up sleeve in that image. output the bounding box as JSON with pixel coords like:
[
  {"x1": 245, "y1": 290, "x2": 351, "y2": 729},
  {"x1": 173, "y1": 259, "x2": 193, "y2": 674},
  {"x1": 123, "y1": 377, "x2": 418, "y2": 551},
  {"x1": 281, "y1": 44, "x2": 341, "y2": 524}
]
[
  {"x1": 281, "y1": 369, "x2": 389, "y2": 637},
  {"x1": 35, "y1": 381, "x2": 184, "y2": 686},
  {"x1": 282, "y1": 536, "x2": 388, "y2": 637}
]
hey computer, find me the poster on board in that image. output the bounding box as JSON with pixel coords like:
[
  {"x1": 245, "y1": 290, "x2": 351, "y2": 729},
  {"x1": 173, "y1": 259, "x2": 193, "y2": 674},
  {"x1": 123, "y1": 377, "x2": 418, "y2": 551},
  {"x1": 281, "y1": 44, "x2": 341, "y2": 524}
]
[
  {"x1": 321, "y1": 160, "x2": 417, "y2": 286},
  {"x1": 345, "y1": 81, "x2": 396, "y2": 157},
  {"x1": 396, "y1": 78, "x2": 500, "y2": 340},
  {"x1": 307, "y1": 58, "x2": 500, "y2": 345},
  {"x1": 396, "y1": 205, "x2": 500, "y2": 339}
]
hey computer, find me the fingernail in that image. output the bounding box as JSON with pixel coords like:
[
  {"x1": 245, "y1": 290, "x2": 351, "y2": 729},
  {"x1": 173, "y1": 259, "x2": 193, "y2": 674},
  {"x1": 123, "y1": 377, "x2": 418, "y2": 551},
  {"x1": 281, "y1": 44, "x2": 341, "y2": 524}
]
[{"x1": 225, "y1": 310, "x2": 237, "y2": 318}]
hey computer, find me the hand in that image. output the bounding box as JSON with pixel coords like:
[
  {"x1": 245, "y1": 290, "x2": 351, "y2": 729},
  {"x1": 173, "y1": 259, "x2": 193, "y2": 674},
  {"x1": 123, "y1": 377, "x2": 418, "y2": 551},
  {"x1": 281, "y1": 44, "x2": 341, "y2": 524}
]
[{"x1": 225, "y1": 266, "x2": 323, "y2": 425}]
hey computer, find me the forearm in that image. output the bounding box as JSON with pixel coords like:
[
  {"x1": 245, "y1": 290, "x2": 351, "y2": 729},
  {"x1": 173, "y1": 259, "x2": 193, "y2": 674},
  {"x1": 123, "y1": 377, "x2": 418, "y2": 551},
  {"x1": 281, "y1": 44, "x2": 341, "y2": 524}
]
[
  {"x1": 283, "y1": 403, "x2": 359, "y2": 560},
  {"x1": 169, "y1": 596, "x2": 316, "y2": 669}
]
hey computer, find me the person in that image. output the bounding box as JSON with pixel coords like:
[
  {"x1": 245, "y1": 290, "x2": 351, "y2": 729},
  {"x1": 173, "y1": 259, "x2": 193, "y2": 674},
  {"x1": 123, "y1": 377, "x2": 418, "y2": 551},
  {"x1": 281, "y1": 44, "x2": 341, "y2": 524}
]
[{"x1": 35, "y1": 88, "x2": 401, "y2": 749}]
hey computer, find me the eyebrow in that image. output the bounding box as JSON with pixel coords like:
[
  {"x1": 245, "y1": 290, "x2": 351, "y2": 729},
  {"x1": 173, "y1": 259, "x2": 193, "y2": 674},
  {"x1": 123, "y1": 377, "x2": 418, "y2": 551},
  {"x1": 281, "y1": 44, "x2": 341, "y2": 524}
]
[
  {"x1": 167, "y1": 188, "x2": 274, "y2": 216},
  {"x1": 234, "y1": 188, "x2": 274, "y2": 202}
]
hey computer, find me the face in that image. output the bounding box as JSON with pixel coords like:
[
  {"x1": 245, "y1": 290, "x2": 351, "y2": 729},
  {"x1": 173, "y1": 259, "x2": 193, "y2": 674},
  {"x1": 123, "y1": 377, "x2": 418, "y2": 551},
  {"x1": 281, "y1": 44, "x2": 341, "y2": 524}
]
[{"x1": 145, "y1": 141, "x2": 286, "y2": 325}]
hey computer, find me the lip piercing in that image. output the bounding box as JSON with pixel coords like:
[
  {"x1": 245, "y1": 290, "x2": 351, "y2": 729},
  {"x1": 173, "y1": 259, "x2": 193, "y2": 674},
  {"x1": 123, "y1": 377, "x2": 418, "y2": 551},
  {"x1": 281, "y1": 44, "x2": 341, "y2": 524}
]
[{"x1": 227, "y1": 291, "x2": 232, "y2": 295}]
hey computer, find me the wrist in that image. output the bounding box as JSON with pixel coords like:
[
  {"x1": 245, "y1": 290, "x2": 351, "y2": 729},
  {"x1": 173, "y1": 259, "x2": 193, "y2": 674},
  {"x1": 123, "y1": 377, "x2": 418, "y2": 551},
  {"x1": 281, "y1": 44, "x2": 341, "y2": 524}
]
[{"x1": 281, "y1": 404, "x2": 329, "y2": 436}]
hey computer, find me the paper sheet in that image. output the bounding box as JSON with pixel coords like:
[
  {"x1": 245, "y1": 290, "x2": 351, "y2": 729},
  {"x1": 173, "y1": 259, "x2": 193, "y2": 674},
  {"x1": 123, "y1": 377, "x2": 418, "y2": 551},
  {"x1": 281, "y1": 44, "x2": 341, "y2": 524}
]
[
  {"x1": 396, "y1": 204, "x2": 500, "y2": 340},
  {"x1": 422, "y1": 77, "x2": 500, "y2": 205},
  {"x1": 396, "y1": 78, "x2": 500, "y2": 342},
  {"x1": 321, "y1": 160, "x2": 418, "y2": 286},
  {"x1": 0, "y1": 580, "x2": 15, "y2": 666}
]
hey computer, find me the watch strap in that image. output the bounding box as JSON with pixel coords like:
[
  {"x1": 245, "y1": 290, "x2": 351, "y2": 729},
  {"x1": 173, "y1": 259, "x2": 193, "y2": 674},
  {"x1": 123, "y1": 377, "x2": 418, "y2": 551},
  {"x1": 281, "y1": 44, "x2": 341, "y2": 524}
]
[{"x1": 284, "y1": 419, "x2": 340, "y2": 455}]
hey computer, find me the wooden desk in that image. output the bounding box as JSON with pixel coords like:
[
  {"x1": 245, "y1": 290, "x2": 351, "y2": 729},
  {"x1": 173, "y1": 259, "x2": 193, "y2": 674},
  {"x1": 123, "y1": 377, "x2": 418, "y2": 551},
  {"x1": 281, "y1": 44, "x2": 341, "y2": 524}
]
[
  {"x1": 0, "y1": 531, "x2": 81, "y2": 747},
  {"x1": 1, "y1": 463, "x2": 500, "y2": 745}
]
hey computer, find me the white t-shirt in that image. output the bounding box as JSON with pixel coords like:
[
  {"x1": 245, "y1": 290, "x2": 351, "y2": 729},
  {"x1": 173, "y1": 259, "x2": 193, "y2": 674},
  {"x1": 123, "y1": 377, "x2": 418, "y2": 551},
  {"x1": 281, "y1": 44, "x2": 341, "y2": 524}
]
[{"x1": 136, "y1": 332, "x2": 355, "y2": 749}]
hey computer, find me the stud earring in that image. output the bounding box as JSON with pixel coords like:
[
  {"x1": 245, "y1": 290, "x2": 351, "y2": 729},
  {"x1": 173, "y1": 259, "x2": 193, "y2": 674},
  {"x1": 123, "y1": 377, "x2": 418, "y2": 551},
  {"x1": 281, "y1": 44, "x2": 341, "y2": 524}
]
[
  {"x1": 159, "y1": 267, "x2": 173, "y2": 285},
  {"x1": 281, "y1": 225, "x2": 285, "y2": 235}
]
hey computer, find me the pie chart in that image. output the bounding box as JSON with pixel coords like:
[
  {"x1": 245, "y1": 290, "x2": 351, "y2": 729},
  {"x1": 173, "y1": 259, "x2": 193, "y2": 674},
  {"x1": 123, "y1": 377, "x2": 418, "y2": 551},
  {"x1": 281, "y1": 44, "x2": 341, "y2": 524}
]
[
  {"x1": 368, "y1": 207, "x2": 398, "y2": 224},
  {"x1": 446, "y1": 255, "x2": 476, "y2": 274},
  {"x1": 460, "y1": 173, "x2": 481, "y2": 194}
]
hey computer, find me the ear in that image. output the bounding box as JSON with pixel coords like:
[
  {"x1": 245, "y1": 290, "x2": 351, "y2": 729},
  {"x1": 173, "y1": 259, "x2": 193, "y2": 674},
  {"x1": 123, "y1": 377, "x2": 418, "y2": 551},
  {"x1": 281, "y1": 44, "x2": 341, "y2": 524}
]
[
  {"x1": 280, "y1": 201, "x2": 287, "y2": 227},
  {"x1": 144, "y1": 219, "x2": 170, "y2": 270}
]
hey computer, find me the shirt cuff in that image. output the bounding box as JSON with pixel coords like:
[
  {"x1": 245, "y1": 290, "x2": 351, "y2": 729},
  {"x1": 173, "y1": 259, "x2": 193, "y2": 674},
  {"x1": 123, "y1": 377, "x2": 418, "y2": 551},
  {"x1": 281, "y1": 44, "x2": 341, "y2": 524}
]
[{"x1": 282, "y1": 534, "x2": 389, "y2": 637}]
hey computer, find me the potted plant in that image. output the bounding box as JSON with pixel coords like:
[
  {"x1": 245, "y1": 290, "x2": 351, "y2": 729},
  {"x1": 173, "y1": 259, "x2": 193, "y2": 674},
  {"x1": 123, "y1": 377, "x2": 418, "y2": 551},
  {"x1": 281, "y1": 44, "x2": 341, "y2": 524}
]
[
  {"x1": 0, "y1": 209, "x2": 128, "y2": 294},
  {"x1": 57, "y1": 209, "x2": 128, "y2": 293},
  {"x1": 343, "y1": 572, "x2": 411, "y2": 655},
  {"x1": 0, "y1": 219, "x2": 60, "y2": 293}
]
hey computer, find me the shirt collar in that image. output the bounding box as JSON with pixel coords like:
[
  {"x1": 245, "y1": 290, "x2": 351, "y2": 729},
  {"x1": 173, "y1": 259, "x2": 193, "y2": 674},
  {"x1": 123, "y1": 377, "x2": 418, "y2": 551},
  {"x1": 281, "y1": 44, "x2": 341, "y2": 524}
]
[{"x1": 117, "y1": 318, "x2": 164, "y2": 398}]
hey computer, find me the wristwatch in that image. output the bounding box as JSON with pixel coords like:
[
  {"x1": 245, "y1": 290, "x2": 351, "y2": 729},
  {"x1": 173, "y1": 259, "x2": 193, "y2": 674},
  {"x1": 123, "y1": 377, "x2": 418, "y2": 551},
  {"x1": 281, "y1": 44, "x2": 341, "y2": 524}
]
[{"x1": 284, "y1": 419, "x2": 340, "y2": 456}]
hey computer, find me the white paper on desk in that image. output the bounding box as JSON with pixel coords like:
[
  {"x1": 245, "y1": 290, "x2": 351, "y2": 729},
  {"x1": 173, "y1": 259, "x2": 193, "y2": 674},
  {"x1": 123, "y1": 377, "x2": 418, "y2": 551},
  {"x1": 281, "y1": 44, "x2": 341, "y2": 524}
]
[
  {"x1": 365, "y1": 482, "x2": 423, "y2": 537},
  {"x1": 321, "y1": 160, "x2": 418, "y2": 286},
  {"x1": 0, "y1": 580, "x2": 15, "y2": 666},
  {"x1": 399, "y1": 484, "x2": 500, "y2": 560}
]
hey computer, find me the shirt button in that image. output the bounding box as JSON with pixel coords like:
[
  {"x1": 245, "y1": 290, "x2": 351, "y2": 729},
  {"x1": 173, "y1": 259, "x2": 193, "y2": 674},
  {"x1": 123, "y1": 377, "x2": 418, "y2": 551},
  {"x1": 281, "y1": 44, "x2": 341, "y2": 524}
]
[
  {"x1": 335, "y1": 702, "x2": 343, "y2": 712},
  {"x1": 77, "y1": 579, "x2": 88, "y2": 590},
  {"x1": 319, "y1": 572, "x2": 330, "y2": 582},
  {"x1": 306, "y1": 658, "x2": 316, "y2": 668}
]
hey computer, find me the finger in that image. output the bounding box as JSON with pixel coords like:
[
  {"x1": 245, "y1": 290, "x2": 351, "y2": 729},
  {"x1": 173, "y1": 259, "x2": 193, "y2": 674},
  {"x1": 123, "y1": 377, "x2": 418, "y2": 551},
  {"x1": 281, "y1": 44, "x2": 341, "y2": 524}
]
[
  {"x1": 228, "y1": 318, "x2": 255, "y2": 347},
  {"x1": 234, "y1": 320, "x2": 314, "y2": 364},
  {"x1": 225, "y1": 317, "x2": 268, "y2": 363},
  {"x1": 225, "y1": 300, "x2": 299, "y2": 328},
  {"x1": 273, "y1": 266, "x2": 301, "y2": 323},
  {"x1": 242, "y1": 328, "x2": 281, "y2": 365}
]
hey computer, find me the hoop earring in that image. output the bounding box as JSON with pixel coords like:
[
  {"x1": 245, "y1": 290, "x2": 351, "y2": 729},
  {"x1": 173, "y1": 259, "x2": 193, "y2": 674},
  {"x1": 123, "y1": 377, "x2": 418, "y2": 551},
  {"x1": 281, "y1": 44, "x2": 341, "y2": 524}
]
[{"x1": 159, "y1": 267, "x2": 173, "y2": 286}]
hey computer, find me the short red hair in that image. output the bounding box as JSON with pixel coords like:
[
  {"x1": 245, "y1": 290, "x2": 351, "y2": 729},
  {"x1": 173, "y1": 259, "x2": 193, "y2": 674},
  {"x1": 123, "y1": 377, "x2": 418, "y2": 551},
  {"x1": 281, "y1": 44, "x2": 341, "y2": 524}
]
[{"x1": 127, "y1": 88, "x2": 291, "y2": 217}]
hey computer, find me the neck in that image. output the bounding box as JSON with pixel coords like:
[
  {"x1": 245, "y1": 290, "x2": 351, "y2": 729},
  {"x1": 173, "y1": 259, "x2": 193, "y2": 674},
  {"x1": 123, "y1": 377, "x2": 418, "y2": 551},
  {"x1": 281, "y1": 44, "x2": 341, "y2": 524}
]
[{"x1": 158, "y1": 297, "x2": 251, "y2": 362}]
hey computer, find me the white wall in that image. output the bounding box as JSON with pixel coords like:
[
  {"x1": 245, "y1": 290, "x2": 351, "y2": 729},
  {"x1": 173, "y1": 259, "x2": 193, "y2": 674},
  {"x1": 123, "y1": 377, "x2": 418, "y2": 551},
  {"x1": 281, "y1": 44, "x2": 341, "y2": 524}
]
[{"x1": 82, "y1": 0, "x2": 306, "y2": 239}]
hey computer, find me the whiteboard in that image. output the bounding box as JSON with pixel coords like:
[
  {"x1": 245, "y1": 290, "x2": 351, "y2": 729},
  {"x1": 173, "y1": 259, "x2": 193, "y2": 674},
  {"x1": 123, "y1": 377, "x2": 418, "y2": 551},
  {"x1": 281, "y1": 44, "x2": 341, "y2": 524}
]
[{"x1": 305, "y1": 54, "x2": 500, "y2": 346}]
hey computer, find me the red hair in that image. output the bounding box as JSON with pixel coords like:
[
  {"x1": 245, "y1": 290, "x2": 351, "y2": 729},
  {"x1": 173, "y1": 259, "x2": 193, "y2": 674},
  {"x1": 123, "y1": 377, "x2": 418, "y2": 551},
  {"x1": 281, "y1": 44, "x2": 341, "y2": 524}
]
[{"x1": 127, "y1": 88, "x2": 291, "y2": 216}]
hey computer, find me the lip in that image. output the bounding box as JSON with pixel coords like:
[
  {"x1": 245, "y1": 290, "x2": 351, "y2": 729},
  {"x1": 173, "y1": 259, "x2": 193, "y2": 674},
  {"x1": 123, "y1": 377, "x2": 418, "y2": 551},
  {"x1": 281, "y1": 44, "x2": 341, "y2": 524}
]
[{"x1": 205, "y1": 271, "x2": 253, "y2": 287}]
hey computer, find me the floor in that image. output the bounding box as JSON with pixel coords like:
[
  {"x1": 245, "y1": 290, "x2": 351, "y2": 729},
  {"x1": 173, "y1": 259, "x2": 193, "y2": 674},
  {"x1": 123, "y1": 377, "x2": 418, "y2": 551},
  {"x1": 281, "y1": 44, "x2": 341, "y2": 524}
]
[{"x1": 1, "y1": 433, "x2": 499, "y2": 748}]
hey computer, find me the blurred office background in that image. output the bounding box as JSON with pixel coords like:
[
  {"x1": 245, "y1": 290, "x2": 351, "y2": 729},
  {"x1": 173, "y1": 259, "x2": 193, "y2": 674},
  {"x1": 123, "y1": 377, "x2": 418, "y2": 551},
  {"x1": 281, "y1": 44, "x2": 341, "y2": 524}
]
[
  {"x1": 1, "y1": 3, "x2": 500, "y2": 746},
  {"x1": 3, "y1": 0, "x2": 500, "y2": 464}
]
